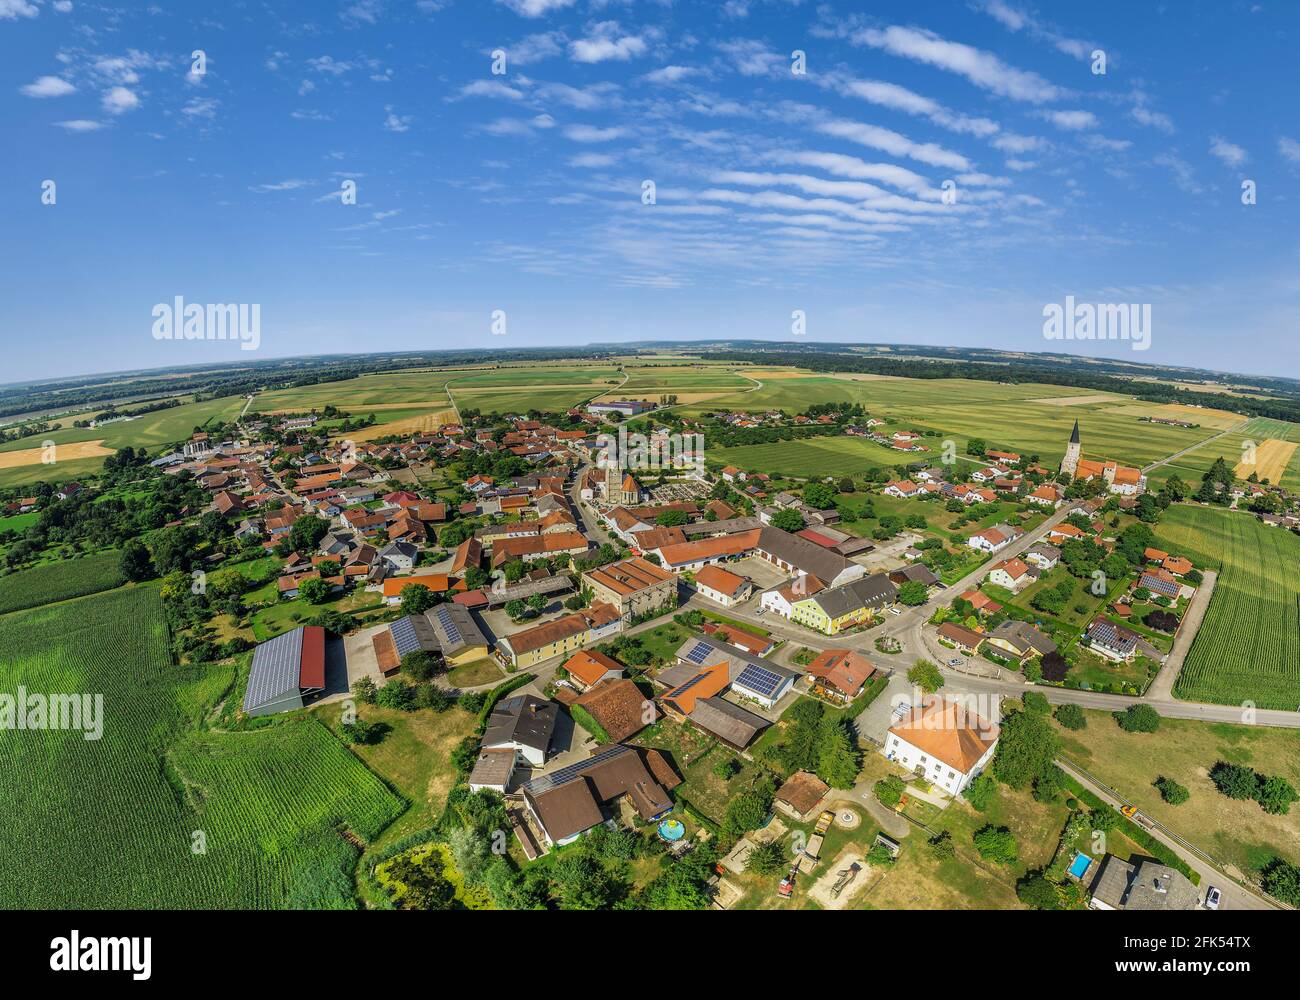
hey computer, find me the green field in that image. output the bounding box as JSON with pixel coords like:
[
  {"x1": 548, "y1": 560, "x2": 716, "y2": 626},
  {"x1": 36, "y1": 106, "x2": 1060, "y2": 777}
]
[
  {"x1": 713, "y1": 436, "x2": 922, "y2": 477},
  {"x1": 0, "y1": 586, "x2": 405, "y2": 908},
  {"x1": 1155, "y1": 505, "x2": 1300, "y2": 709},
  {"x1": 0, "y1": 512, "x2": 38, "y2": 534},
  {"x1": 0, "y1": 395, "x2": 249, "y2": 487},
  {"x1": 0, "y1": 550, "x2": 125, "y2": 616}
]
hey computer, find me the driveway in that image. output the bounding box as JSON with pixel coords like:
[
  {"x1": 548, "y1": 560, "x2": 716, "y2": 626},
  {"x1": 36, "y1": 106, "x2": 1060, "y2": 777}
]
[{"x1": 1146, "y1": 570, "x2": 1216, "y2": 700}]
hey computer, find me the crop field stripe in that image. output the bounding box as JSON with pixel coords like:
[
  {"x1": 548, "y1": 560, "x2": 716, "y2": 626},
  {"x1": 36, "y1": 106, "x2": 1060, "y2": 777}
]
[{"x1": 1155, "y1": 506, "x2": 1300, "y2": 710}]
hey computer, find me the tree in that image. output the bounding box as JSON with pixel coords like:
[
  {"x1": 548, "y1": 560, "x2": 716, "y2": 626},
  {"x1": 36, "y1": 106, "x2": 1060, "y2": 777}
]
[
  {"x1": 1155, "y1": 776, "x2": 1189, "y2": 805},
  {"x1": 713, "y1": 757, "x2": 741, "y2": 780},
  {"x1": 816, "y1": 718, "x2": 863, "y2": 789},
  {"x1": 340, "y1": 718, "x2": 381, "y2": 745},
  {"x1": 401, "y1": 583, "x2": 437, "y2": 615},
  {"x1": 897, "y1": 580, "x2": 928, "y2": 606},
  {"x1": 1090, "y1": 805, "x2": 1121, "y2": 832},
  {"x1": 1017, "y1": 874, "x2": 1062, "y2": 910},
  {"x1": 874, "y1": 774, "x2": 905, "y2": 809},
  {"x1": 504, "y1": 599, "x2": 527, "y2": 621},
  {"x1": 770, "y1": 508, "x2": 805, "y2": 532},
  {"x1": 907, "y1": 659, "x2": 944, "y2": 693},
  {"x1": 376, "y1": 679, "x2": 416, "y2": 711},
  {"x1": 1040, "y1": 650, "x2": 1070, "y2": 682},
  {"x1": 1209, "y1": 761, "x2": 1259, "y2": 800},
  {"x1": 928, "y1": 830, "x2": 955, "y2": 859},
  {"x1": 963, "y1": 773, "x2": 996, "y2": 811},
  {"x1": 992, "y1": 708, "x2": 1059, "y2": 789},
  {"x1": 723, "y1": 777, "x2": 776, "y2": 838},
  {"x1": 972, "y1": 825, "x2": 1018, "y2": 864},
  {"x1": 802, "y1": 482, "x2": 837, "y2": 510},
  {"x1": 655, "y1": 509, "x2": 688, "y2": 526},
  {"x1": 1262, "y1": 859, "x2": 1300, "y2": 907},
  {"x1": 120, "y1": 538, "x2": 154, "y2": 582},
  {"x1": 745, "y1": 840, "x2": 787, "y2": 876},
  {"x1": 352, "y1": 677, "x2": 377, "y2": 704},
  {"x1": 1033, "y1": 766, "x2": 1065, "y2": 804},
  {"x1": 1022, "y1": 691, "x2": 1050, "y2": 714},
  {"x1": 401, "y1": 649, "x2": 440, "y2": 681},
  {"x1": 298, "y1": 577, "x2": 330, "y2": 604},
  {"x1": 1256, "y1": 775, "x2": 1298, "y2": 815},
  {"x1": 1053, "y1": 703, "x2": 1086, "y2": 730},
  {"x1": 289, "y1": 514, "x2": 330, "y2": 553},
  {"x1": 1113, "y1": 704, "x2": 1160, "y2": 733}
]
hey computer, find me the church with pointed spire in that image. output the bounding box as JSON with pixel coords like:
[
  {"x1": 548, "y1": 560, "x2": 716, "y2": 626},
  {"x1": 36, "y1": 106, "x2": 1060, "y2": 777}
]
[{"x1": 1060, "y1": 419, "x2": 1082, "y2": 477}]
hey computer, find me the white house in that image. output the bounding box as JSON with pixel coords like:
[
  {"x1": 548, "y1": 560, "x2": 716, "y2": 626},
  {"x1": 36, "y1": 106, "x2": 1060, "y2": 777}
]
[
  {"x1": 1024, "y1": 544, "x2": 1060, "y2": 571},
  {"x1": 882, "y1": 480, "x2": 920, "y2": 499},
  {"x1": 760, "y1": 576, "x2": 823, "y2": 618},
  {"x1": 693, "y1": 565, "x2": 753, "y2": 607},
  {"x1": 986, "y1": 557, "x2": 1036, "y2": 593},
  {"x1": 884, "y1": 697, "x2": 1000, "y2": 796},
  {"x1": 379, "y1": 540, "x2": 418, "y2": 573},
  {"x1": 967, "y1": 525, "x2": 1019, "y2": 554}
]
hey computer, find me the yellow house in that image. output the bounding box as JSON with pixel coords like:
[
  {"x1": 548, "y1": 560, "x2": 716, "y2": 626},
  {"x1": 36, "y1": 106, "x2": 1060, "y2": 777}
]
[
  {"x1": 495, "y1": 602, "x2": 622, "y2": 670},
  {"x1": 790, "y1": 574, "x2": 897, "y2": 636}
]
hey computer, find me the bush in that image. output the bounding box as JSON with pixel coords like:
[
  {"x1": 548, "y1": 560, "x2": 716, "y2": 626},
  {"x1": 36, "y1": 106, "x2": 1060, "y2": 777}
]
[
  {"x1": 928, "y1": 831, "x2": 955, "y2": 859},
  {"x1": 401, "y1": 649, "x2": 440, "y2": 681},
  {"x1": 963, "y1": 773, "x2": 996, "y2": 812},
  {"x1": 874, "y1": 775, "x2": 905, "y2": 809},
  {"x1": 1155, "y1": 776, "x2": 1189, "y2": 805},
  {"x1": 1209, "y1": 761, "x2": 1259, "y2": 800},
  {"x1": 1016, "y1": 873, "x2": 1062, "y2": 910},
  {"x1": 1113, "y1": 704, "x2": 1161, "y2": 733},
  {"x1": 1022, "y1": 691, "x2": 1050, "y2": 714},
  {"x1": 745, "y1": 840, "x2": 787, "y2": 876},
  {"x1": 1053, "y1": 703, "x2": 1086, "y2": 730},
  {"x1": 352, "y1": 677, "x2": 377, "y2": 704},
  {"x1": 972, "y1": 825, "x2": 1018, "y2": 864},
  {"x1": 376, "y1": 680, "x2": 416, "y2": 711}
]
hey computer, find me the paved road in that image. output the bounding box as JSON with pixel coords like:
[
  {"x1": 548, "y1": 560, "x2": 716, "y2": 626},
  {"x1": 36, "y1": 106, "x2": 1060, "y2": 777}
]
[
  {"x1": 1146, "y1": 570, "x2": 1216, "y2": 700},
  {"x1": 1056, "y1": 759, "x2": 1279, "y2": 911},
  {"x1": 568, "y1": 462, "x2": 615, "y2": 547},
  {"x1": 1142, "y1": 421, "x2": 1248, "y2": 475}
]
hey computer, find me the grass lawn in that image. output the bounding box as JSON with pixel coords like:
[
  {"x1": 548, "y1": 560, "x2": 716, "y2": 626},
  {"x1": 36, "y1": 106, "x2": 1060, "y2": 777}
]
[
  {"x1": 1055, "y1": 709, "x2": 1300, "y2": 877},
  {"x1": 632, "y1": 717, "x2": 769, "y2": 826},
  {"x1": 1064, "y1": 649, "x2": 1157, "y2": 694},
  {"x1": 0, "y1": 512, "x2": 38, "y2": 533},
  {"x1": 314, "y1": 699, "x2": 478, "y2": 851},
  {"x1": 447, "y1": 657, "x2": 505, "y2": 687},
  {"x1": 250, "y1": 590, "x2": 384, "y2": 641}
]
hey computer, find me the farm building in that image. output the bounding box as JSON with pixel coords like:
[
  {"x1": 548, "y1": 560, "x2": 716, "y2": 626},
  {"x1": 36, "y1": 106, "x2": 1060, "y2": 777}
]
[{"x1": 243, "y1": 626, "x2": 327, "y2": 717}]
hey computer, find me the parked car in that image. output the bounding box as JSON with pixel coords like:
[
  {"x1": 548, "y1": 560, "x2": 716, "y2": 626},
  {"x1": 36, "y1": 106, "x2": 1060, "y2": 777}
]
[
  {"x1": 889, "y1": 607, "x2": 903, "y2": 615},
  {"x1": 1204, "y1": 887, "x2": 1221, "y2": 910},
  {"x1": 947, "y1": 658, "x2": 964, "y2": 667}
]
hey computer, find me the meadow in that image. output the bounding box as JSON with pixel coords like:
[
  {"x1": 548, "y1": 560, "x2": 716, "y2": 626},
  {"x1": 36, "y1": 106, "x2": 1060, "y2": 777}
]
[
  {"x1": 0, "y1": 586, "x2": 405, "y2": 908},
  {"x1": 1057, "y1": 710, "x2": 1300, "y2": 875},
  {"x1": 0, "y1": 550, "x2": 126, "y2": 616},
  {"x1": 1155, "y1": 505, "x2": 1300, "y2": 709}
]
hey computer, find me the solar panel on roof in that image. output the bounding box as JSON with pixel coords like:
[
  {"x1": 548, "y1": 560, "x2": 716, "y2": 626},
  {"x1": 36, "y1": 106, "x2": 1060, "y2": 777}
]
[
  {"x1": 735, "y1": 663, "x2": 785, "y2": 698},
  {"x1": 436, "y1": 606, "x2": 462, "y2": 644},
  {"x1": 684, "y1": 641, "x2": 712, "y2": 664},
  {"x1": 390, "y1": 616, "x2": 423, "y2": 657},
  {"x1": 523, "y1": 745, "x2": 629, "y2": 796}
]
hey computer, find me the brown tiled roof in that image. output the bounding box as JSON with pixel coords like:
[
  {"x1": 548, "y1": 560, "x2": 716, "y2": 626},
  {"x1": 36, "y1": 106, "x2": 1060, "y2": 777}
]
[
  {"x1": 693, "y1": 564, "x2": 747, "y2": 598},
  {"x1": 563, "y1": 649, "x2": 624, "y2": 688},
  {"x1": 806, "y1": 648, "x2": 876, "y2": 697},
  {"x1": 584, "y1": 556, "x2": 674, "y2": 596},
  {"x1": 575, "y1": 678, "x2": 655, "y2": 742},
  {"x1": 890, "y1": 697, "x2": 999, "y2": 774},
  {"x1": 775, "y1": 770, "x2": 830, "y2": 816},
  {"x1": 657, "y1": 529, "x2": 761, "y2": 566}
]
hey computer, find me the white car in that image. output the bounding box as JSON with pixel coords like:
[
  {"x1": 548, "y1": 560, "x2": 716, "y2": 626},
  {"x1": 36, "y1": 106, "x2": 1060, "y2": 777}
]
[
  {"x1": 947, "y1": 658, "x2": 964, "y2": 667},
  {"x1": 889, "y1": 607, "x2": 903, "y2": 616},
  {"x1": 1204, "y1": 887, "x2": 1221, "y2": 910}
]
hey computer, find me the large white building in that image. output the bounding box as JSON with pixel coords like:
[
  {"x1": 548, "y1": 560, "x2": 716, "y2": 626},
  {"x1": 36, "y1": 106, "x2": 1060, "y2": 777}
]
[{"x1": 884, "y1": 697, "x2": 1000, "y2": 795}]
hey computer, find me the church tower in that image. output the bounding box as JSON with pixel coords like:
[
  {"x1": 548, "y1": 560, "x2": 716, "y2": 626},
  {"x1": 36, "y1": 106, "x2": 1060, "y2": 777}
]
[{"x1": 1060, "y1": 420, "x2": 1081, "y2": 477}]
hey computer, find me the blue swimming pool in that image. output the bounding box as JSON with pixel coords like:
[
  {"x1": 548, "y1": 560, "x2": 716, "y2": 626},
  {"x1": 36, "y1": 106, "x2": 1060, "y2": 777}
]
[{"x1": 1068, "y1": 852, "x2": 1092, "y2": 878}]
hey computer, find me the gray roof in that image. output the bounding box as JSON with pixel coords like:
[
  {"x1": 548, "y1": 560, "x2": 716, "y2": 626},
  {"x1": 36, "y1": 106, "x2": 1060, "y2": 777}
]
[
  {"x1": 427, "y1": 603, "x2": 488, "y2": 657},
  {"x1": 485, "y1": 574, "x2": 575, "y2": 607},
  {"x1": 381, "y1": 540, "x2": 418, "y2": 559},
  {"x1": 889, "y1": 563, "x2": 940, "y2": 587},
  {"x1": 1086, "y1": 619, "x2": 1138, "y2": 656},
  {"x1": 483, "y1": 695, "x2": 558, "y2": 754},
  {"x1": 989, "y1": 620, "x2": 1057, "y2": 656},
  {"x1": 468, "y1": 748, "x2": 516, "y2": 789},
  {"x1": 1123, "y1": 861, "x2": 1200, "y2": 910},
  {"x1": 1088, "y1": 855, "x2": 1134, "y2": 909},
  {"x1": 811, "y1": 573, "x2": 898, "y2": 618},
  {"x1": 243, "y1": 627, "x2": 307, "y2": 714},
  {"x1": 757, "y1": 525, "x2": 859, "y2": 584},
  {"x1": 1026, "y1": 542, "x2": 1061, "y2": 561},
  {"x1": 682, "y1": 516, "x2": 764, "y2": 538},
  {"x1": 689, "y1": 697, "x2": 768, "y2": 749},
  {"x1": 673, "y1": 633, "x2": 797, "y2": 685}
]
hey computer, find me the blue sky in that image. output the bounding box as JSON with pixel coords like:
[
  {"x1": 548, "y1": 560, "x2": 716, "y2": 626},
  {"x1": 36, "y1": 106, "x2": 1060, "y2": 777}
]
[{"x1": 3, "y1": 0, "x2": 1298, "y2": 382}]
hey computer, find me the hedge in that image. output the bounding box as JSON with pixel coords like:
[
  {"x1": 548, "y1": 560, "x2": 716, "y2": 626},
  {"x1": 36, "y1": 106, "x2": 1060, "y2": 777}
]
[
  {"x1": 475, "y1": 672, "x2": 536, "y2": 733},
  {"x1": 569, "y1": 704, "x2": 610, "y2": 744}
]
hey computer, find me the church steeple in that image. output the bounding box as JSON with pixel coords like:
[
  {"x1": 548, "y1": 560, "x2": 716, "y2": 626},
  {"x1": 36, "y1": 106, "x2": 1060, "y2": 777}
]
[
  {"x1": 1061, "y1": 420, "x2": 1082, "y2": 477},
  {"x1": 1069, "y1": 419, "x2": 1080, "y2": 444}
]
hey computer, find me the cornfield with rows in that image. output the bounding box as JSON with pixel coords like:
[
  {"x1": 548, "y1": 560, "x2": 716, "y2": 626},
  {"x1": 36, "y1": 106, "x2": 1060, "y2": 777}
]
[
  {"x1": 0, "y1": 586, "x2": 404, "y2": 908},
  {"x1": 0, "y1": 550, "x2": 125, "y2": 616},
  {"x1": 1156, "y1": 505, "x2": 1300, "y2": 710}
]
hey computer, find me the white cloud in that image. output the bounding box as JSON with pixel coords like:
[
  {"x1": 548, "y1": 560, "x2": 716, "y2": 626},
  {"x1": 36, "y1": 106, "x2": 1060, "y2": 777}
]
[
  {"x1": 457, "y1": 79, "x2": 526, "y2": 100},
  {"x1": 1042, "y1": 109, "x2": 1097, "y2": 130},
  {"x1": 570, "y1": 152, "x2": 616, "y2": 168},
  {"x1": 501, "y1": 31, "x2": 566, "y2": 65},
  {"x1": 1153, "y1": 153, "x2": 1202, "y2": 194},
  {"x1": 830, "y1": 76, "x2": 999, "y2": 137},
  {"x1": 249, "y1": 179, "x2": 312, "y2": 193},
  {"x1": 853, "y1": 25, "x2": 1063, "y2": 103},
  {"x1": 341, "y1": 0, "x2": 384, "y2": 25},
  {"x1": 53, "y1": 119, "x2": 105, "y2": 132},
  {"x1": 307, "y1": 56, "x2": 353, "y2": 75},
  {"x1": 53, "y1": 0, "x2": 73, "y2": 10},
  {"x1": 991, "y1": 131, "x2": 1046, "y2": 154},
  {"x1": 816, "y1": 118, "x2": 971, "y2": 170},
  {"x1": 642, "y1": 65, "x2": 700, "y2": 85},
  {"x1": 563, "y1": 124, "x2": 627, "y2": 142},
  {"x1": 498, "y1": 0, "x2": 577, "y2": 18},
  {"x1": 570, "y1": 22, "x2": 650, "y2": 63},
  {"x1": 1278, "y1": 137, "x2": 1300, "y2": 165},
  {"x1": 536, "y1": 81, "x2": 620, "y2": 110},
  {"x1": 0, "y1": 0, "x2": 38, "y2": 20},
  {"x1": 20, "y1": 76, "x2": 76, "y2": 98},
  {"x1": 978, "y1": 1, "x2": 1096, "y2": 61},
  {"x1": 716, "y1": 39, "x2": 783, "y2": 77},
  {"x1": 182, "y1": 97, "x2": 219, "y2": 118},
  {"x1": 1209, "y1": 136, "x2": 1247, "y2": 168},
  {"x1": 102, "y1": 86, "x2": 140, "y2": 115},
  {"x1": 383, "y1": 108, "x2": 413, "y2": 132},
  {"x1": 764, "y1": 150, "x2": 933, "y2": 195}
]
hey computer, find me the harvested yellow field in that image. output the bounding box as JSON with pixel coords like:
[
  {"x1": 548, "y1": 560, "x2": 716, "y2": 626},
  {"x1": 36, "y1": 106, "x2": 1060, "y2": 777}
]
[
  {"x1": 594, "y1": 390, "x2": 729, "y2": 404},
  {"x1": 1235, "y1": 438, "x2": 1298, "y2": 482},
  {"x1": 1106, "y1": 402, "x2": 1245, "y2": 430},
  {"x1": 266, "y1": 400, "x2": 453, "y2": 414},
  {"x1": 0, "y1": 439, "x2": 114, "y2": 469},
  {"x1": 335, "y1": 410, "x2": 458, "y2": 441}
]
